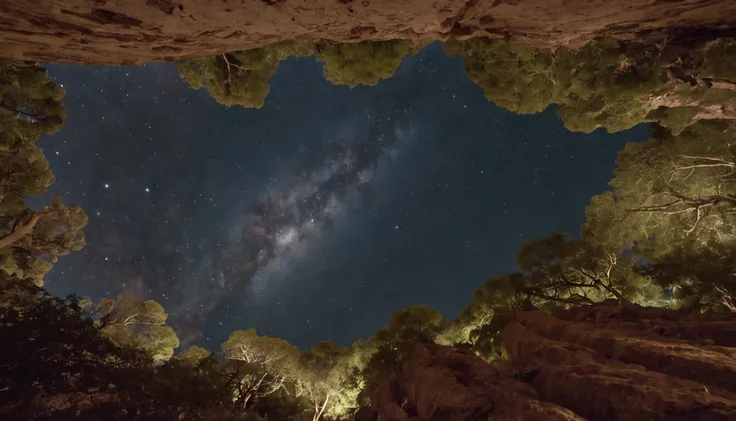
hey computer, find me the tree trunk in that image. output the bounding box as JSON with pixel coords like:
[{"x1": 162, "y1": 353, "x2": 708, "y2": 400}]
[
  {"x1": 593, "y1": 278, "x2": 626, "y2": 302},
  {"x1": 0, "y1": 211, "x2": 50, "y2": 249},
  {"x1": 313, "y1": 394, "x2": 329, "y2": 421},
  {"x1": 241, "y1": 392, "x2": 252, "y2": 409}
]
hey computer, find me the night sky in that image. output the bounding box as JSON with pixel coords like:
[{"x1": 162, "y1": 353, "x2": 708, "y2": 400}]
[{"x1": 36, "y1": 43, "x2": 646, "y2": 350}]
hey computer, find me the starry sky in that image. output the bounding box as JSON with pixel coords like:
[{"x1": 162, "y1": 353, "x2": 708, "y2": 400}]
[{"x1": 36, "y1": 42, "x2": 646, "y2": 350}]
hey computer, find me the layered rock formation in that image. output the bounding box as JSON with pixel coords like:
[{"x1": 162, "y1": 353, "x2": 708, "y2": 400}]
[
  {"x1": 2, "y1": 0, "x2": 736, "y2": 65},
  {"x1": 366, "y1": 302, "x2": 736, "y2": 420}
]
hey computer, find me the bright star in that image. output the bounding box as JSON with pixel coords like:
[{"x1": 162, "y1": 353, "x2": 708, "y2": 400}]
[{"x1": 104, "y1": 184, "x2": 109, "y2": 188}]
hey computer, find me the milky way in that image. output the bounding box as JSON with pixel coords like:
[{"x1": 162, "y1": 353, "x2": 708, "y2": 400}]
[{"x1": 173, "y1": 114, "x2": 412, "y2": 343}]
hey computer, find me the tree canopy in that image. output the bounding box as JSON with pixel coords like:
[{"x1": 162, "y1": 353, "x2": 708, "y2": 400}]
[
  {"x1": 177, "y1": 41, "x2": 312, "y2": 108},
  {"x1": 584, "y1": 120, "x2": 736, "y2": 259},
  {"x1": 0, "y1": 62, "x2": 86, "y2": 286},
  {"x1": 445, "y1": 37, "x2": 736, "y2": 133},
  {"x1": 221, "y1": 328, "x2": 301, "y2": 408},
  {"x1": 178, "y1": 40, "x2": 416, "y2": 107},
  {"x1": 90, "y1": 296, "x2": 180, "y2": 362},
  {"x1": 314, "y1": 40, "x2": 414, "y2": 88},
  {"x1": 638, "y1": 243, "x2": 736, "y2": 313},
  {"x1": 449, "y1": 232, "x2": 663, "y2": 360}
]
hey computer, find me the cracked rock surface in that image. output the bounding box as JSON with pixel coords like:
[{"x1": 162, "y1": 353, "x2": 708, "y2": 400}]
[
  {"x1": 2, "y1": 0, "x2": 736, "y2": 65},
  {"x1": 365, "y1": 303, "x2": 736, "y2": 421}
]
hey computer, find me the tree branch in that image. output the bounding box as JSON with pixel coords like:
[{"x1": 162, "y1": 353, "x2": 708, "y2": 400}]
[
  {"x1": 0, "y1": 210, "x2": 55, "y2": 249},
  {"x1": 221, "y1": 53, "x2": 252, "y2": 87},
  {"x1": 0, "y1": 101, "x2": 40, "y2": 119}
]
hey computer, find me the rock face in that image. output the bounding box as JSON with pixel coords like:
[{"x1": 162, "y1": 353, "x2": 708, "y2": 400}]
[
  {"x1": 368, "y1": 302, "x2": 736, "y2": 420},
  {"x1": 2, "y1": 0, "x2": 736, "y2": 65}
]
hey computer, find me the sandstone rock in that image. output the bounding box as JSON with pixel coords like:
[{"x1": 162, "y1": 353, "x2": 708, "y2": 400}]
[
  {"x1": 370, "y1": 342, "x2": 587, "y2": 420},
  {"x1": 2, "y1": 0, "x2": 736, "y2": 65},
  {"x1": 368, "y1": 304, "x2": 736, "y2": 421},
  {"x1": 503, "y1": 305, "x2": 736, "y2": 421}
]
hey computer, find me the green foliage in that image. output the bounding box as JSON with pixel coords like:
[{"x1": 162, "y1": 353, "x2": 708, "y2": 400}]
[
  {"x1": 9, "y1": 196, "x2": 87, "y2": 281},
  {"x1": 295, "y1": 341, "x2": 347, "y2": 420},
  {"x1": 0, "y1": 61, "x2": 63, "y2": 211},
  {"x1": 646, "y1": 106, "x2": 700, "y2": 135},
  {"x1": 371, "y1": 304, "x2": 447, "y2": 350},
  {"x1": 177, "y1": 41, "x2": 312, "y2": 108},
  {"x1": 450, "y1": 232, "x2": 662, "y2": 360},
  {"x1": 515, "y1": 232, "x2": 659, "y2": 305},
  {"x1": 638, "y1": 243, "x2": 736, "y2": 313},
  {"x1": 144, "y1": 354, "x2": 238, "y2": 419},
  {"x1": 314, "y1": 40, "x2": 413, "y2": 88},
  {"x1": 221, "y1": 328, "x2": 301, "y2": 408},
  {"x1": 447, "y1": 37, "x2": 736, "y2": 133},
  {"x1": 0, "y1": 61, "x2": 67, "y2": 147},
  {"x1": 354, "y1": 306, "x2": 449, "y2": 401},
  {"x1": 178, "y1": 40, "x2": 415, "y2": 107},
  {"x1": 178, "y1": 345, "x2": 212, "y2": 365},
  {"x1": 584, "y1": 120, "x2": 736, "y2": 259},
  {"x1": 0, "y1": 282, "x2": 152, "y2": 420},
  {"x1": 0, "y1": 281, "x2": 249, "y2": 420},
  {"x1": 250, "y1": 389, "x2": 311, "y2": 421},
  {"x1": 222, "y1": 328, "x2": 300, "y2": 370},
  {"x1": 445, "y1": 37, "x2": 563, "y2": 115},
  {"x1": 91, "y1": 296, "x2": 180, "y2": 362},
  {"x1": 0, "y1": 62, "x2": 85, "y2": 287}
]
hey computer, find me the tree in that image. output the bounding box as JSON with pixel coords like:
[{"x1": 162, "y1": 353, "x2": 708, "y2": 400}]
[
  {"x1": 0, "y1": 195, "x2": 87, "y2": 286},
  {"x1": 9, "y1": 204, "x2": 86, "y2": 287},
  {"x1": 0, "y1": 281, "x2": 249, "y2": 421},
  {"x1": 90, "y1": 296, "x2": 180, "y2": 363},
  {"x1": 177, "y1": 41, "x2": 312, "y2": 108},
  {"x1": 314, "y1": 40, "x2": 414, "y2": 87},
  {"x1": 293, "y1": 339, "x2": 374, "y2": 421},
  {"x1": 515, "y1": 232, "x2": 659, "y2": 306},
  {"x1": 444, "y1": 37, "x2": 564, "y2": 115},
  {"x1": 145, "y1": 352, "x2": 239, "y2": 420},
  {"x1": 295, "y1": 341, "x2": 346, "y2": 421},
  {"x1": 0, "y1": 282, "x2": 151, "y2": 421},
  {"x1": 178, "y1": 345, "x2": 212, "y2": 365},
  {"x1": 179, "y1": 40, "x2": 416, "y2": 105},
  {"x1": 221, "y1": 328, "x2": 301, "y2": 408},
  {"x1": 358, "y1": 306, "x2": 448, "y2": 399},
  {"x1": 371, "y1": 304, "x2": 447, "y2": 350},
  {"x1": 0, "y1": 61, "x2": 67, "y2": 147},
  {"x1": 0, "y1": 62, "x2": 84, "y2": 287},
  {"x1": 450, "y1": 233, "x2": 661, "y2": 360},
  {"x1": 584, "y1": 120, "x2": 736, "y2": 260},
  {"x1": 0, "y1": 61, "x2": 63, "y2": 214},
  {"x1": 446, "y1": 37, "x2": 736, "y2": 133},
  {"x1": 248, "y1": 389, "x2": 311, "y2": 421},
  {"x1": 639, "y1": 243, "x2": 736, "y2": 313}
]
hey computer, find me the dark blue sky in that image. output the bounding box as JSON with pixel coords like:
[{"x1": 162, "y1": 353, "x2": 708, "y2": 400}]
[{"x1": 38, "y1": 43, "x2": 646, "y2": 350}]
